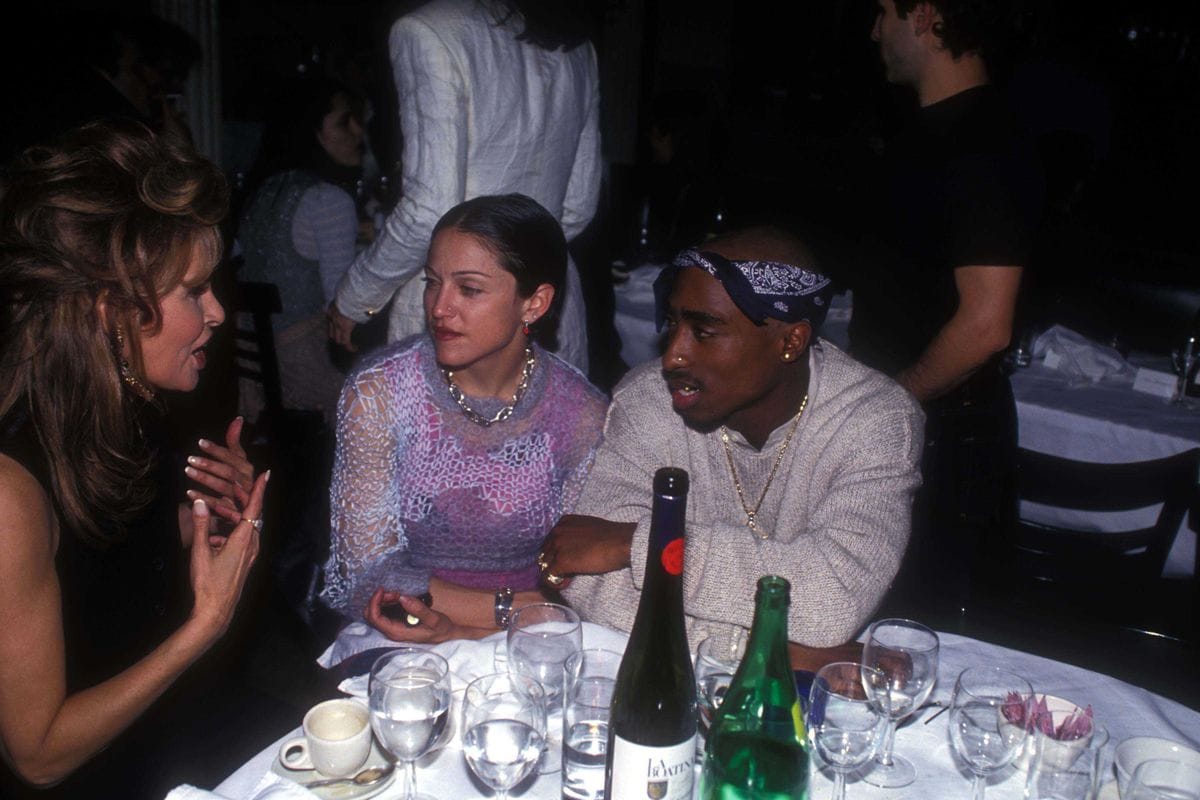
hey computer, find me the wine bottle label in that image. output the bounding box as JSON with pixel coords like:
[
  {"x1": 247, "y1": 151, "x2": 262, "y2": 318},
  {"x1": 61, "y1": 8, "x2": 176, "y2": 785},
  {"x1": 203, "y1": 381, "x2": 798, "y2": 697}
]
[
  {"x1": 660, "y1": 537, "x2": 684, "y2": 576},
  {"x1": 610, "y1": 735, "x2": 694, "y2": 800}
]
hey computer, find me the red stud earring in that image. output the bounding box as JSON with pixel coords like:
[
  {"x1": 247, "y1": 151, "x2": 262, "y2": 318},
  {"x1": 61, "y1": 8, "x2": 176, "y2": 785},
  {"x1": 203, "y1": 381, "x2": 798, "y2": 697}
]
[{"x1": 522, "y1": 320, "x2": 531, "y2": 336}]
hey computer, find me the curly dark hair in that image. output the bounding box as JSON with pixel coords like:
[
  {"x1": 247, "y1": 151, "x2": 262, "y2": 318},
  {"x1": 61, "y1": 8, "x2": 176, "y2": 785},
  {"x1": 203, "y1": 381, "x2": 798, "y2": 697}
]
[{"x1": 894, "y1": 0, "x2": 1011, "y2": 59}]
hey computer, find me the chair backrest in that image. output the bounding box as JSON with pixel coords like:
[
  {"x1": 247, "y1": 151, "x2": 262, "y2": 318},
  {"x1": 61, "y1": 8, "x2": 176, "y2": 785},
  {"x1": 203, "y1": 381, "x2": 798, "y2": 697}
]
[
  {"x1": 233, "y1": 280, "x2": 285, "y2": 422},
  {"x1": 1013, "y1": 447, "x2": 1200, "y2": 586}
]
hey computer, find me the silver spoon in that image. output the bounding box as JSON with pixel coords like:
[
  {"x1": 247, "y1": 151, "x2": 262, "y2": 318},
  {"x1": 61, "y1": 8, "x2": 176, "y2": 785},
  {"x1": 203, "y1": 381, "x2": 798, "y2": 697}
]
[{"x1": 303, "y1": 762, "x2": 395, "y2": 790}]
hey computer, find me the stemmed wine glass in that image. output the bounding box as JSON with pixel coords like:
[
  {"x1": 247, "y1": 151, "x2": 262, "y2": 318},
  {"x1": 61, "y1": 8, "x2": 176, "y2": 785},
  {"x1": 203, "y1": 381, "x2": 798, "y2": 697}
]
[
  {"x1": 506, "y1": 603, "x2": 582, "y2": 773},
  {"x1": 806, "y1": 662, "x2": 889, "y2": 800},
  {"x1": 860, "y1": 618, "x2": 940, "y2": 788},
  {"x1": 948, "y1": 666, "x2": 1034, "y2": 800},
  {"x1": 461, "y1": 672, "x2": 548, "y2": 800},
  {"x1": 368, "y1": 647, "x2": 452, "y2": 800}
]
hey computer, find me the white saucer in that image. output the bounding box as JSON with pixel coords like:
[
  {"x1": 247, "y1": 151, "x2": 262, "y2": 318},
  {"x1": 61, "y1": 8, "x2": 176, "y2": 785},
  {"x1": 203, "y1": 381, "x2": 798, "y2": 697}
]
[
  {"x1": 273, "y1": 739, "x2": 396, "y2": 800},
  {"x1": 1097, "y1": 780, "x2": 1118, "y2": 800}
]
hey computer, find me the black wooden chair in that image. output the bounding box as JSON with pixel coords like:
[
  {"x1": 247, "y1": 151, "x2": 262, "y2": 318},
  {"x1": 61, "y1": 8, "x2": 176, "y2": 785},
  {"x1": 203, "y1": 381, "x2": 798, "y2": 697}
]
[{"x1": 1004, "y1": 447, "x2": 1200, "y2": 640}]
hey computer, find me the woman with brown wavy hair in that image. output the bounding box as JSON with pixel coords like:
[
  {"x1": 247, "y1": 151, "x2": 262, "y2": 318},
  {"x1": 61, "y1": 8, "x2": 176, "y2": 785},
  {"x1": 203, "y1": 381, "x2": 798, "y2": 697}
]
[{"x1": 0, "y1": 120, "x2": 269, "y2": 795}]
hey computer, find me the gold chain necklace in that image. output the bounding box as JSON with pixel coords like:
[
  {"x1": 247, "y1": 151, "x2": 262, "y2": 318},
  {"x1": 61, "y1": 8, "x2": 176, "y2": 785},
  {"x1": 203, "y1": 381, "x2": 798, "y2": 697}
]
[
  {"x1": 719, "y1": 394, "x2": 809, "y2": 538},
  {"x1": 442, "y1": 346, "x2": 536, "y2": 427}
]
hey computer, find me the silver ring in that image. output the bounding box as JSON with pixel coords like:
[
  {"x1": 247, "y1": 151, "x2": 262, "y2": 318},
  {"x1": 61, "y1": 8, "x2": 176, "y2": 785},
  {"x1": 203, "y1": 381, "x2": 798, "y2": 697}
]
[{"x1": 241, "y1": 517, "x2": 264, "y2": 531}]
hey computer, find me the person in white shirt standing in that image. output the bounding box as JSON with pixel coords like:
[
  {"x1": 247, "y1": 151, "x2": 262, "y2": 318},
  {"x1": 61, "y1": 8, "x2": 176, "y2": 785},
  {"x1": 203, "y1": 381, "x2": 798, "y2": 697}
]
[{"x1": 328, "y1": 0, "x2": 600, "y2": 374}]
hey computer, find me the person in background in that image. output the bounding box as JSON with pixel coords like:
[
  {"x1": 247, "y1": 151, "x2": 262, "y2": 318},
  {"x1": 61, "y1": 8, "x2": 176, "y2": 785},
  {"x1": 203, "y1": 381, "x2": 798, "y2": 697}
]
[
  {"x1": 848, "y1": 0, "x2": 1042, "y2": 592},
  {"x1": 0, "y1": 121, "x2": 268, "y2": 798},
  {"x1": 321, "y1": 194, "x2": 606, "y2": 643},
  {"x1": 238, "y1": 76, "x2": 367, "y2": 424},
  {"x1": 541, "y1": 227, "x2": 924, "y2": 670},
  {"x1": 327, "y1": 0, "x2": 601, "y2": 375}
]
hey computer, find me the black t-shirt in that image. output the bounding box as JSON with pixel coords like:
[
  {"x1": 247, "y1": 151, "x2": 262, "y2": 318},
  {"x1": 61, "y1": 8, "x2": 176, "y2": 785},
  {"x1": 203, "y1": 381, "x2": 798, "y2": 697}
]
[{"x1": 849, "y1": 85, "x2": 1042, "y2": 376}]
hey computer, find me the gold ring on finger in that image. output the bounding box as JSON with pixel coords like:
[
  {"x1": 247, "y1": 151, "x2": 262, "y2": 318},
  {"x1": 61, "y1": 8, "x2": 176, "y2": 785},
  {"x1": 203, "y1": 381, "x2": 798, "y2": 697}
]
[{"x1": 544, "y1": 572, "x2": 566, "y2": 587}]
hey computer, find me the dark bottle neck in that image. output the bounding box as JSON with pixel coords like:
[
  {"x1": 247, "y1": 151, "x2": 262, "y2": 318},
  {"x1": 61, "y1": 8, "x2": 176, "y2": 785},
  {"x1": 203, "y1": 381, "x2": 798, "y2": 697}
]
[{"x1": 641, "y1": 490, "x2": 686, "y2": 598}]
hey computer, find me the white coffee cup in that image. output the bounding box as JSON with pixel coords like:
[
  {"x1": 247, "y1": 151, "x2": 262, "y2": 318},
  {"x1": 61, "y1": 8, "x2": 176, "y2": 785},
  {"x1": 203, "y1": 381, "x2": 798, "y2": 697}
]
[{"x1": 279, "y1": 697, "x2": 372, "y2": 778}]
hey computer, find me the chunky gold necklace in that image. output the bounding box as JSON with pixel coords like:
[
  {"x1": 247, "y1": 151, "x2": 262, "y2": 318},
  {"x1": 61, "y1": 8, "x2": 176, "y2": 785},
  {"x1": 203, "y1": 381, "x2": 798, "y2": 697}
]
[
  {"x1": 442, "y1": 346, "x2": 536, "y2": 427},
  {"x1": 719, "y1": 394, "x2": 809, "y2": 538}
]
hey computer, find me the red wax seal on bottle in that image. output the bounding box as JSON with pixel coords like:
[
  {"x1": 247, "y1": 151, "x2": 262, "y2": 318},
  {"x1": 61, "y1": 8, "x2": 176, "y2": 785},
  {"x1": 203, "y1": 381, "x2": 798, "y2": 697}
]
[{"x1": 661, "y1": 537, "x2": 684, "y2": 575}]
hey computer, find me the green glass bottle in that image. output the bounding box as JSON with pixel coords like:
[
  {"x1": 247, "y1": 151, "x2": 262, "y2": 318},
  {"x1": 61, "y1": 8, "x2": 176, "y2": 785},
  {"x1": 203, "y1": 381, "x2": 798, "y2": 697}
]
[{"x1": 699, "y1": 575, "x2": 809, "y2": 800}]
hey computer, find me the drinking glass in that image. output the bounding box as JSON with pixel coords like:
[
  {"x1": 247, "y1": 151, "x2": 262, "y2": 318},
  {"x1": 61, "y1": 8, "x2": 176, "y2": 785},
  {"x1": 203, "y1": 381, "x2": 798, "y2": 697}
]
[
  {"x1": 1025, "y1": 713, "x2": 1106, "y2": 800},
  {"x1": 562, "y1": 648, "x2": 622, "y2": 800},
  {"x1": 949, "y1": 666, "x2": 1034, "y2": 800},
  {"x1": 694, "y1": 630, "x2": 747, "y2": 759},
  {"x1": 507, "y1": 603, "x2": 582, "y2": 773},
  {"x1": 368, "y1": 647, "x2": 452, "y2": 800},
  {"x1": 807, "y1": 662, "x2": 889, "y2": 800},
  {"x1": 861, "y1": 618, "x2": 940, "y2": 788},
  {"x1": 461, "y1": 672, "x2": 547, "y2": 800},
  {"x1": 1125, "y1": 758, "x2": 1200, "y2": 800},
  {"x1": 1170, "y1": 337, "x2": 1197, "y2": 405}
]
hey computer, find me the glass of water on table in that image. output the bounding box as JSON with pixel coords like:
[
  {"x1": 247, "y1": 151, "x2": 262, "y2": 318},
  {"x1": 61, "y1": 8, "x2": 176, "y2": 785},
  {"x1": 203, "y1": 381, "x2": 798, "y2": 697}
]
[
  {"x1": 694, "y1": 629, "x2": 748, "y2": 761},
  {"x1": 562, "y1": 649, "x2": 623, "y2": 800},
  {"x1": 368, "y1": 647, "x2": 452, "y2": 800},
  {"x1": 507, "y1": 602, "x2": 582, "y2": 773},
  {"x1": 462, "y1": 672, "x2": 548, "y2": 800}
]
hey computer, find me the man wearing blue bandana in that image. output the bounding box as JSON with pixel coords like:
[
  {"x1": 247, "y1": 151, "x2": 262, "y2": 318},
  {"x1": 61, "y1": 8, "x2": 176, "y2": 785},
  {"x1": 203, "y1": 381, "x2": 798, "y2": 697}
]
[{"x1": 541, "y1": 227, "x2": 924, "y2": 660}]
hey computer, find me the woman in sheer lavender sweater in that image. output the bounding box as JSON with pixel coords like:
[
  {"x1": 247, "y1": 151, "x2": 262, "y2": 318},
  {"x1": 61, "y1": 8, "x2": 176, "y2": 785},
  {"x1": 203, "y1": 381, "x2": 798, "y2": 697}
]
[{"x1": 320, "y1": 194, "x2": 606, "y2": 642}]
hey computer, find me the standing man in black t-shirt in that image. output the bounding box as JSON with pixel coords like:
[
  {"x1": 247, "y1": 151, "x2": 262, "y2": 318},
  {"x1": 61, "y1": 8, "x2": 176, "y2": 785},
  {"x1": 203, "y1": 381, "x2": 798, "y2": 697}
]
[{"x1": 849, "y1": 0, "x2": 1042, "y2": 596}]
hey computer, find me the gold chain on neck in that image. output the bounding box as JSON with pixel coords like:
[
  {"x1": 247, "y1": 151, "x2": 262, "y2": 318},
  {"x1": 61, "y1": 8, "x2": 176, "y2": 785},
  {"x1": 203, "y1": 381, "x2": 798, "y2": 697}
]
[
  {"x1": 442, "y1": 346, "x2": 536, "y2": 427},
  {"x1": 719, "y1": 394, "x2": 809, "y2": 538}
]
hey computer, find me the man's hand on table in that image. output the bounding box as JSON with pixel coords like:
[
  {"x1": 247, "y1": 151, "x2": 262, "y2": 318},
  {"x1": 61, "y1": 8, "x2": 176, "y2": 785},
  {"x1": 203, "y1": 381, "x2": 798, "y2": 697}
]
[
  {"x1": 539, "y1": 515, "x2": 635, "y2": 588},
  {"x1": 364, "y1": 588, "x2": 489, "y2": 644},
  {"x1": 788, "y1": 641, "x2": 864, "y2": 674}
]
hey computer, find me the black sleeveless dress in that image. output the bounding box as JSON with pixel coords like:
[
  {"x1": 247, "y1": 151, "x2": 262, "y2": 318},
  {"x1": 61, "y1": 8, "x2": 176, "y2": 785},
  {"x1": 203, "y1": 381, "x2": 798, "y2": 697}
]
[{"x1": 0, "y1": 403, "x2": 191, "y2": 798}]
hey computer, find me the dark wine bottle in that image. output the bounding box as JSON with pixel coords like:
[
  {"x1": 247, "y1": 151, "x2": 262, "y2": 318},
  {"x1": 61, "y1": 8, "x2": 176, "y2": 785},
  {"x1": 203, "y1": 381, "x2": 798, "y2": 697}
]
[
  {"x1": 605, "y1": 467, "x2": 696, "y2": 800},
  {"x1": 700, "y1": 575, "x2": 809, "y2": 800}
]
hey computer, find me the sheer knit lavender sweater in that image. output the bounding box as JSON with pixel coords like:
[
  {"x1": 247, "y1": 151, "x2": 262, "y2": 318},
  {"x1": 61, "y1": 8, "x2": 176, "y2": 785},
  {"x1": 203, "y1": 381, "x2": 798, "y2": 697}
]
[{"x1": 321, "y1": 336, "x2": 606, "y2": 617}]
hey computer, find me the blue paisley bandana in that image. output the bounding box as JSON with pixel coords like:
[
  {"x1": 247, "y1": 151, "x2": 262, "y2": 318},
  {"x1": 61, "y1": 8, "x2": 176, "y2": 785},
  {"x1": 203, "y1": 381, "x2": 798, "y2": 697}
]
[{"x1": 654, "y1": 248, "x2": 834, "y2": 330}]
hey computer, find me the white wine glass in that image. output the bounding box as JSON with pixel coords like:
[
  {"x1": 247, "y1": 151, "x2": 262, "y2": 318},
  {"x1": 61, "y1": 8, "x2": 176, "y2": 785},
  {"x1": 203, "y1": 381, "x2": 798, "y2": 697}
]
[
  {"x1": 462, "y1": 672, "x2": 548, "y2": 800},
  {"x1": 860, "y1": 618, "x2": 939, "y2": 788},
  {"x1": 368, "y1": 647, "x2": 452, "y2": 800},
  {"x1": 807, "y1": 662, "x2": 889, "y2": 800},
  {"x1": 949, "y1": 666, "x2": 1034, "y2": 800},
  {"x1": 507, "y1": 602, "x2": 582, "y2": 773}
]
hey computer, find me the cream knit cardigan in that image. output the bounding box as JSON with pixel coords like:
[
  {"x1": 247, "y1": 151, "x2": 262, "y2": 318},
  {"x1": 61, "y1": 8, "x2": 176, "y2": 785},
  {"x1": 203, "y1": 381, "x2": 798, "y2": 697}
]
[{"x1": 563, "y1": 340, "x2": 925, "y2": 648}]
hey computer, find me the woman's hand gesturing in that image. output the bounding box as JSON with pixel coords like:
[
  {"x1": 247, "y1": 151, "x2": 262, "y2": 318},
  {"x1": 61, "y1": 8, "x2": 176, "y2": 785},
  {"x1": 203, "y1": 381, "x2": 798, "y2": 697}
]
[
  {"x1": 184, "y1": 416, "x2": 256, "y2": 527},
  {"x1": 187, "y1": 469, "x2": 269, "y2": 640}
]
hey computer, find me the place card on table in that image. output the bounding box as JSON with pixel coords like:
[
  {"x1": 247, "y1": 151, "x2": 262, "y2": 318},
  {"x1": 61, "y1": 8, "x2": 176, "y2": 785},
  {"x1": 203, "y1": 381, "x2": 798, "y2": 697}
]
[{"x1": 1131, "y1": 367, "x2": 1177, "y2": 399}]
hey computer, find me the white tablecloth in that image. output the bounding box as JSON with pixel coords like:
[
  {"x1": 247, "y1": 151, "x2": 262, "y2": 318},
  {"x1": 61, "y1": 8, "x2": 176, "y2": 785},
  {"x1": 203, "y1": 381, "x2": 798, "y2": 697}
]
[
  {"x1": 212, "y1": 624, "x2": 1200, "y2": 800},
  {"x1": 1011, "y1": 363, "x2": 1200, "y2": 578}
]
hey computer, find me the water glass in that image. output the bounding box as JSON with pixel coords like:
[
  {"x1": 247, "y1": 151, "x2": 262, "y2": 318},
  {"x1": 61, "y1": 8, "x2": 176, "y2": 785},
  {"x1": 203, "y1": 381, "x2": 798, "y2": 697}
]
[
  {"x1": 694, "y1": 630, "x2": 747, "y2": 759},
  {"x1": 1025, "y1": 712, "x2": 1106, "y2": 800},
  {"x1": 507, "y1": 603, "x2": 582, "y2": 773},
  {"x1": 368, "y1": 647, "x2": 452, "y2": 800},
  {"x1": 562, "y1": 649, "x2": 622, "y2": 800},
  {"x1": 461, "y1": 672, "x2": 547, "y2": 800},
  {"x1": 949, "y1": 666, "x2": 1035, "y2": 800},
  {"x1": 1125, "y1": 758, "x2": 1200, "y2": 800},
  {"x1": 860, "y1": 618, "x2": 939, "y2": 788},
  {"x1": 807, "y1": 662, "x2": 889, "y2": 800}
]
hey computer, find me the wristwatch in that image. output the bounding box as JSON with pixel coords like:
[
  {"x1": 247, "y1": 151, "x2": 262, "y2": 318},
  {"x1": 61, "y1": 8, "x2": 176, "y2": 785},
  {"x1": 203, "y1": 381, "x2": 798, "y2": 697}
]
[{"x1": 494, "y1": 587, "x2": 515, "y2": 629}]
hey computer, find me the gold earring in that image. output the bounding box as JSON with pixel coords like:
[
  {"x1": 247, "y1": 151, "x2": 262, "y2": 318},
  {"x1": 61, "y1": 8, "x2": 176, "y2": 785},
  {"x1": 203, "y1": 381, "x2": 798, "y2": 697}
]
[{"x1": 114, "y1": 322, "x2": 155, "y2": 401}]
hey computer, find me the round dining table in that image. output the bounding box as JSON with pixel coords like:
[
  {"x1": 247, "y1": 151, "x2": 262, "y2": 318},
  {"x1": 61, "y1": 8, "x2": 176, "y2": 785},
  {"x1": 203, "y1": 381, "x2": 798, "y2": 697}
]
[{"x1": 201, "y1": 621, "x2": 1200, "y2": 800}]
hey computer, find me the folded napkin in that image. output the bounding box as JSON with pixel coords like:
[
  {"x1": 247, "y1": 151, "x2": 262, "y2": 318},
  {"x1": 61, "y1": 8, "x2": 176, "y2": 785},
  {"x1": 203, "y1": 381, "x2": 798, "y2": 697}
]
[
  {"x1": 166, "y1": 772, "x2": 319, "y2": 800},
  {"x1": 319, "y1": 622, "x2": 630, "y2": 698},
  {"x1": 1032, "y1": 324, "x2": 1136, "y2": 386}
]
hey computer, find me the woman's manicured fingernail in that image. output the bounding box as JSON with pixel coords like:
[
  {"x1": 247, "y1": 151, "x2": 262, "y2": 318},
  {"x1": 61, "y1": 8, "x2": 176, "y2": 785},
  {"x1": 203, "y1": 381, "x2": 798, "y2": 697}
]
[
  {"x1": 185, "y1": 466, "x2": 198, "y2": 477},
  {"x1": 187, "y1": 456, "x2": 200, "y2": 466},
  {"x1": 198, "y1": 438, "x2": 211, "y2": 448}
]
